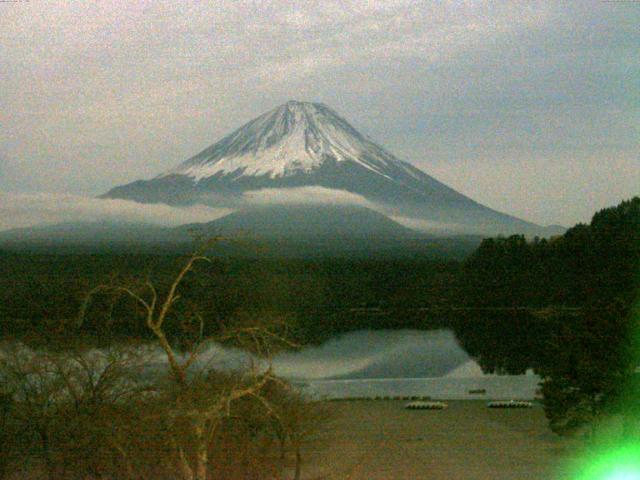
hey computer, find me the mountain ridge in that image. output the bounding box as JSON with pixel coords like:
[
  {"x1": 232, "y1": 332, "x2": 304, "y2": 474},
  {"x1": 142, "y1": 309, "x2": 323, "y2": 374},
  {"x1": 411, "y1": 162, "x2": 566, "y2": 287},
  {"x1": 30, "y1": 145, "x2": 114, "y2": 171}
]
[{"x1": 102, "y1": 100, "x2": 555, "y2": 237}]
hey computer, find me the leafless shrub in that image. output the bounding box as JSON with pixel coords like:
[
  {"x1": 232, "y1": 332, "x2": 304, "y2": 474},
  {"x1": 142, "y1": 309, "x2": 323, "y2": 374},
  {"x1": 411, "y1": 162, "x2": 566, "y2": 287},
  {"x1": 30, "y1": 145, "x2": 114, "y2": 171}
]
[
  {"x1": 0, "y1": 342, "x2": 153, "y2": 479},
  {"x1": 73, "y1": 239, "x2": 327, "y2": 480}
]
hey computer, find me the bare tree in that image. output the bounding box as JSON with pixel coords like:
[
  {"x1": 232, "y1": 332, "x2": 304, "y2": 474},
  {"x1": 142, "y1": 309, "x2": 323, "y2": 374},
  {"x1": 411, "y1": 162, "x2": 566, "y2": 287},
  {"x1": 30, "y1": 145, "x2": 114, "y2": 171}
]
[
  {"x1": 0, "y1": 368, "x2": 16, "y2": 480},
  {"x1": 0, "y1": 342, "x2": 152, "y2": 480},
  {"x1": 258, "y1": 382, "x2": 329, "y2": 480},
  {"x1": 0, "y1": 344, "x2": 67, "y2": 479},
  {"x1": 80, "y1": 240, "x2": 311, "y2": 480}
]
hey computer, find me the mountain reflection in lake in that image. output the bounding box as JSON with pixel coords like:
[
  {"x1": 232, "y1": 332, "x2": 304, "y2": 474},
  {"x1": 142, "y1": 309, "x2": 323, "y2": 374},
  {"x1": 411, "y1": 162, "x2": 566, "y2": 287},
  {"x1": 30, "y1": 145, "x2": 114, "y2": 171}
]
[
  {"x1": 272, "y1": 329, "x2": 470, "y2": 380},
  {"x1": 269, "y1": 329, "x2": 539, "y2": 400}
]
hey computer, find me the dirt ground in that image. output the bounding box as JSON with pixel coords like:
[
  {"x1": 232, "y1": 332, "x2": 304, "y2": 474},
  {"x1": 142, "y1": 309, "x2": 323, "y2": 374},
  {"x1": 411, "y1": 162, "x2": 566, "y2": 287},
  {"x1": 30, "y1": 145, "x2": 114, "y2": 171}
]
[{"x1": 301, "y1": 400, "x2": 580, "y2": 480}]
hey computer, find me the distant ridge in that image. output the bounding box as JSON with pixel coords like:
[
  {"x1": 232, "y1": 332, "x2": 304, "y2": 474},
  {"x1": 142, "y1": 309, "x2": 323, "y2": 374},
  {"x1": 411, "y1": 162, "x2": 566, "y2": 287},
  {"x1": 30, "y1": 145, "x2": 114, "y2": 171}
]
[
  {"x1": 0, "y1": 212, "x2": 483, "y2": 259},
  {"x1": 184, "y1": 204, "x2": 417, "y2": 240}
]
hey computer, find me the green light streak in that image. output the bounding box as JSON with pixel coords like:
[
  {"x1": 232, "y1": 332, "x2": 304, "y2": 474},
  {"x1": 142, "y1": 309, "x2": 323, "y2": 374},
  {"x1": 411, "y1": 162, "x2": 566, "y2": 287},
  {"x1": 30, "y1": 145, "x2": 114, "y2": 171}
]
[
  {"x1": 571, "y1": 442, "x2": 640, "y2": 480},
  {"x1": 570, "y1": 299, "x2": 640, "y2": 479}
]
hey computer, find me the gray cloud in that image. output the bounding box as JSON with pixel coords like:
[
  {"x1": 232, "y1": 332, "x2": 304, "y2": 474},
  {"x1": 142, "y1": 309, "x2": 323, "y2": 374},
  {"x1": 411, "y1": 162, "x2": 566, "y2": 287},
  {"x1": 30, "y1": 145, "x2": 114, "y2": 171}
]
[
  {"x1": 389, "y1": 216, "x2": 472, "y2": 235},
  {"x1": 242, "y1": 186, "x2": 376, "y2": 208},
  {"x1": 0, "y1": 1, "x2": 637, "y2": 226},
  {"x1": 241, "y1": 187, "x2": 483, "y2": 233},
  {"x1": 0, "y1": 192, "x2": 231, "y2": 231}
]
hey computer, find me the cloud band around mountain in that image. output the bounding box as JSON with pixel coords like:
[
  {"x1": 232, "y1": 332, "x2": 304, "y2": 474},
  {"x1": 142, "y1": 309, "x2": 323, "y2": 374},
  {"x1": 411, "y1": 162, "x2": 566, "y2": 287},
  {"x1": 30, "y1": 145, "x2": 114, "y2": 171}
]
[
  {"x1": 242, "y1": 186, "x2": 376, "y2": 208},
  {"x1": 0, "y1": 192, "x2": 232, "y2": 232}
]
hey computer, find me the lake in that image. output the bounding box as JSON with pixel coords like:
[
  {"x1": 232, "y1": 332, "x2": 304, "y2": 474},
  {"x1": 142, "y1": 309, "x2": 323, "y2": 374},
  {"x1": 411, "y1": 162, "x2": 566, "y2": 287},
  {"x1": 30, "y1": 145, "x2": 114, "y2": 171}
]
[{"x1": 269, "y1": 329, "x2": 540, "y2": 400}]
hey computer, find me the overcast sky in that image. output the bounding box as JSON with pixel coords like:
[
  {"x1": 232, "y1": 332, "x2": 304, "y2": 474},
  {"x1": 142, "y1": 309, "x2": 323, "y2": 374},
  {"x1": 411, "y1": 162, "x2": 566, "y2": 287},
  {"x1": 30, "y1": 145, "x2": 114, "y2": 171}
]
[{"x1": 1, "y1": 0, "x2": 638, "y2": 227}]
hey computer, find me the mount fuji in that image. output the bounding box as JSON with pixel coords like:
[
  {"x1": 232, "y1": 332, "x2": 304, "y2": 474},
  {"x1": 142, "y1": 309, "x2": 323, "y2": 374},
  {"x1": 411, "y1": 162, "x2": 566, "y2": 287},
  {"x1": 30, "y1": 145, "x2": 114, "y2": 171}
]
[{"x1": 102, "y1": 101, "x2": 554, "y2": 237}]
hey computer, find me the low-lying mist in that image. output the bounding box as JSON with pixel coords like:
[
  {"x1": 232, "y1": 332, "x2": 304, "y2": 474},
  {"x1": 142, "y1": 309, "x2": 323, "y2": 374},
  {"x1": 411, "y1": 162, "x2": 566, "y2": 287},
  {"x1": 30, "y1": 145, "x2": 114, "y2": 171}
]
[{"x1": 0, "y1": 191, "x2": 232, "y2": 232}]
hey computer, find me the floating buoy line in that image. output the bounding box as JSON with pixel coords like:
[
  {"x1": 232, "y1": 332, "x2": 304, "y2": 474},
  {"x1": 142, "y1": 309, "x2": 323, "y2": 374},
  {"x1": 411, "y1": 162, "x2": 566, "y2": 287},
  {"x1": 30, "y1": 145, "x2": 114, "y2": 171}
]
[
  {"x1": 405, "y1": 401, "x2": 448, "y2": 410},
  {"x1": 486, "y1": 400, "x2": 533, "y2": 408}
]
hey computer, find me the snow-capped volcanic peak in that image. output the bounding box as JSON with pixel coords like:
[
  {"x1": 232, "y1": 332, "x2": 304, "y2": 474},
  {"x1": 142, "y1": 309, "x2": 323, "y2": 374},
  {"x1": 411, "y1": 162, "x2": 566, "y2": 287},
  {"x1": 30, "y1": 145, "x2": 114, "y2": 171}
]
[
  {"x1": 103, "y1": 100, "x2": 548, "y2": 236},
  {"x1": 167, "y1": 101, "x2": 401, "y2": 181}
]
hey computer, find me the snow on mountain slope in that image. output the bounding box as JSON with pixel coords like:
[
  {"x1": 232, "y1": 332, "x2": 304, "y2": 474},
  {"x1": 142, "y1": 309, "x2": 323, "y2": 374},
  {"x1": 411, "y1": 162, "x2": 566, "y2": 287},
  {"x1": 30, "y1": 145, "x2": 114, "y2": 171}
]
[{"x1": 165, "y1": 100, "x2": 411, "y2": 182}]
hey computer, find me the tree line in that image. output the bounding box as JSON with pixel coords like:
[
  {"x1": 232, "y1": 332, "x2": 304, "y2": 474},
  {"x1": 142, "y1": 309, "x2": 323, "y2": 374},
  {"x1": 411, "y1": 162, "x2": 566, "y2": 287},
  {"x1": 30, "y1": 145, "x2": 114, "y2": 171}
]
[
  {"x1": 0, "y1": 253, "x2": 459, "y2": 345},
  {"x1": 455, "y1": 197, "x2": 640, "y2": 436}
]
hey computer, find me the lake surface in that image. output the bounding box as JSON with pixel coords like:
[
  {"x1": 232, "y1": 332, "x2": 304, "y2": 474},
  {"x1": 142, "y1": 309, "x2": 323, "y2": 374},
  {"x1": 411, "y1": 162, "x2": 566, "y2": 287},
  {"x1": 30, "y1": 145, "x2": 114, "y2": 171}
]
[
  {"x1": 2, "y1": 329, "x2": 540, "y2": 400},
  {"x1": 269, "y1": 329, "x2": 540, "y2": 400},
  {"x1": 156, "y1": 328, "x2": 541, "y2": 400}
]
